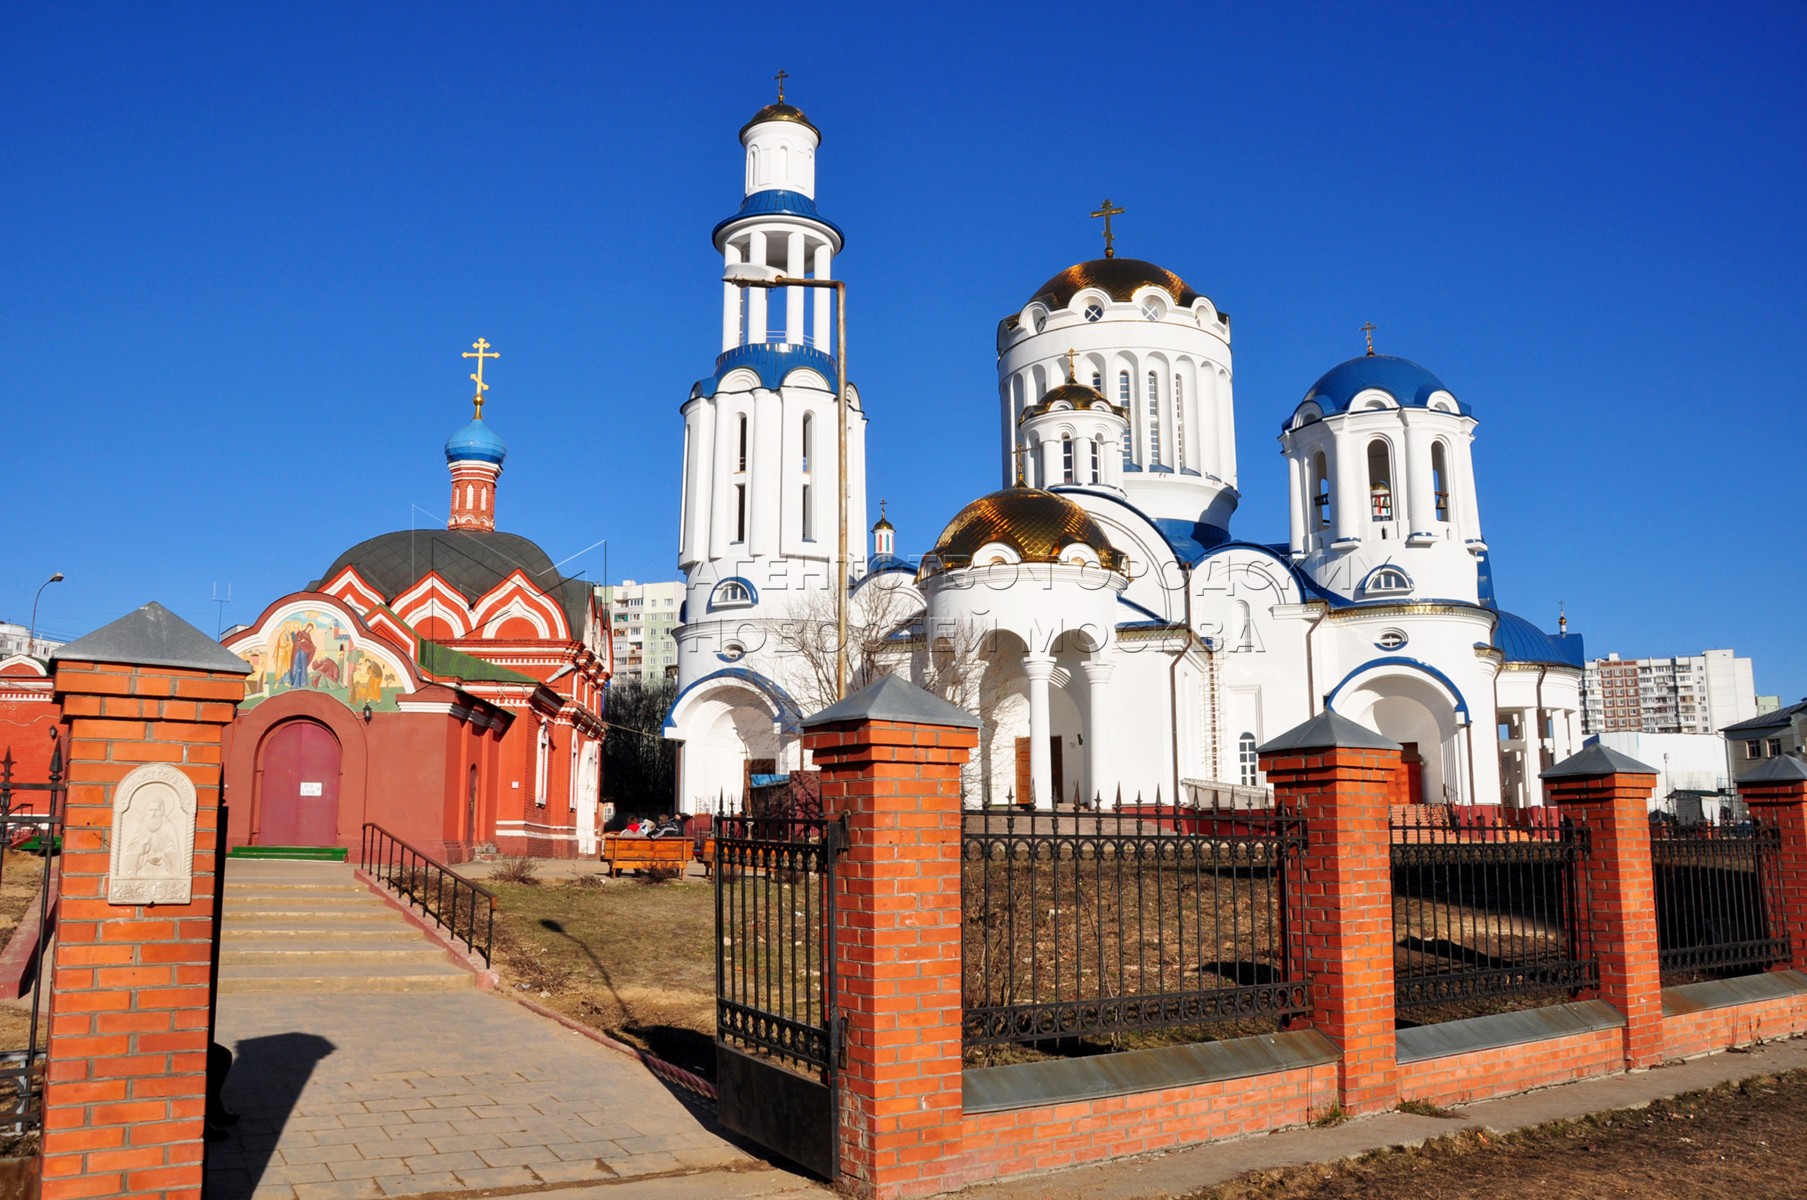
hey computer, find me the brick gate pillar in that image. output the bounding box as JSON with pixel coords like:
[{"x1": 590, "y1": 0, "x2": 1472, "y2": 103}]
[
  {"x1": 799, "y1": 675, "x2": 978, "y2": 1200},
  {"x1": 1541, "y1": 744, "x2": 1663, "y2": 1069},
  {"x1": 1735, "y1": 756, "x2": 1807, "y2": 972},
  {"x1": 1258, "y1": 711, "x2": 1401, "y2": 1116},
  {"x1": 41, "y1": 603, "x2": 250, "y2": 1200}
]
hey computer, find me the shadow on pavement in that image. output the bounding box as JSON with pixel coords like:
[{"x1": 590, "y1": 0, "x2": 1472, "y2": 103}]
[{"x1": 205, "y1": 1032, "x2": 336, "y2": 1200}]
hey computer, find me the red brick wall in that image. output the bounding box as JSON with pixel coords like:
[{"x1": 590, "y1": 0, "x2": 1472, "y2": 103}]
[
  {"x1": 1664, "y1": 994, "x2": 1807, "y2": 1060},
  {"x1": 1398, "y1": 1028, "x2": 1624, "y2": 1108},
  {"x1": 42, "y1": 657, "x2": 243, "y2": 1200},
  {"x1": 950, "y1": 1065, "x2": 1335, "y2": 1189}
]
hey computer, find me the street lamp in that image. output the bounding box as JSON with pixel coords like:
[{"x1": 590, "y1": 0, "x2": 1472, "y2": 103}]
[
  {"x1": 28, "y1": 573, "x2": 64, "y2": 657},
  {"x1": 722, "y1": 263, "x2": 851, "y2": 701}
]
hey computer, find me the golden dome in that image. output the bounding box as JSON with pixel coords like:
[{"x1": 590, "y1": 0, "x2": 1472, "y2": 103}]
[
  {"x1": 920, "y1": 488, "x2": 1124, "y2": 578},
  {"x1": 1020, "y1": 381, "x2": 1125, "y2": 423},
  {"x1": 1028, "y1": 257, "x2": 1201, "y2": 309},
  {"x1": 740, "y1": 102, "x2": 821, "y2": 143}
]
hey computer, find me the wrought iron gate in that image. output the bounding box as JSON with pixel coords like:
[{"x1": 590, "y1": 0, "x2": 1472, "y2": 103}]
[
  {"x1": 0, "y1": 740, "x2": 65, "y2": 1146},
  {"x1": 714, "y1": 813, "x2": 844, "y2": 1178}
]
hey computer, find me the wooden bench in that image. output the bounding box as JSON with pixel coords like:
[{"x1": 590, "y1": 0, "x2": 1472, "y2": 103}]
[
  {"x1": 599, "y1": 834, "x2": 690, "y2": 877},
  {"x1": 693, "y1": 837, "x2": 716, "y2": 877}
]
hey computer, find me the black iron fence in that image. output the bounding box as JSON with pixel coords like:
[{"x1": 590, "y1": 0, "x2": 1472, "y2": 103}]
[
  {"x1": 1652, "y1": 817, "x2": 1789, "y2": 986},
  {"x1": 714, "y1": 814, "x2": 842, "y2": 1078},
  {"x1": 0, "y1": 742, "x2": 65, "y2": 1150},
  {"x1": 1391, "y1": 807, "x2": 1596, "y2": 1023},
  {"x1": 961, "y1": 800, "x2": 1310, "y2": 1061},
  {"x1": 358, "y1": 824, "x2": 496, "y2": 966}
]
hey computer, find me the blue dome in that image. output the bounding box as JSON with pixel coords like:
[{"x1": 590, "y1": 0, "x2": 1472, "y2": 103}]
[
  {"x1": 444, "y1": 418, "x2": 507, "y2": 466},
  {"x1": 1494, "y1": 609, "x2": 1585, "y2": 669},
  {"x1": 1296, "y1": 355, "x2": 1470, "y2": 420},
  {"x1": 712, "y1": 189, "x2": 845, "y2": 246}
]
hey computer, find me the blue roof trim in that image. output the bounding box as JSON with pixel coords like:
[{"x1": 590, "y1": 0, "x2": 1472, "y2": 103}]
[
  {"x1": 1150, "y1": 518, "x2": 1232, "y2": 565},
  {"x1": 1495, "y1": 609, "x2": 1586, "y2": 669},
  {"x1": 693, "y1": 342, "x2": 840, "y2": 397},
  {"x1": 1325, "y1": 656, "x2": 1472, "y2": 720},
  {"x1": 712, "y1": 189, "x2": 845, "y2": 244},
  {"x1": 1116, "y1": 595, "x2": 1165, "y2": 623},
  {"x1": 663, "y1": 667, "x2": 805, "y2": 735},
  {"x1": 866, "y1": 554, "x2": 917, "y2": 575},
  {"x1": 1285, "y1": 354, "x2": 1473, "y2": 432}
]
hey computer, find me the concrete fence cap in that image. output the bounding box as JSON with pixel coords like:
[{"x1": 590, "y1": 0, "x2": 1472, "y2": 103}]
[
  {"x1": 1257, "y1": 709, "x2": 1400, "y2": 755},
  {"x1": 1540, "y1": 742, "x2": 1657, "y2": 780},
  {"x1": 51, "y1": 601, "x2": 253, "y2": 676},
  {"x1": 799, "y1": 672, "x2": 980, "y2": 730}
]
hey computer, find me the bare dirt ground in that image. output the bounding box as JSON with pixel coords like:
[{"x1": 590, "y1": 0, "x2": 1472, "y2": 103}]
[
  {"x1": 485, "y1": 872, "x2": 718, "y2": 1077},
  {"x1": 1191, "y1": 1069, "x2": 1807, "y2": 1200}
]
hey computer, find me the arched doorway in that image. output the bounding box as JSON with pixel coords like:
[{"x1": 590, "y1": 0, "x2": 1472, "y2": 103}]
[
  {"x1": 575, "y1": 742, "x2": 600, "y2": 856},
  {"x1": 258, "y1": 720, "x2": 342, "y2": 846}
]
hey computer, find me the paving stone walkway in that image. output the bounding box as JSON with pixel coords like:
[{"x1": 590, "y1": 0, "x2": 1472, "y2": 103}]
[{"x1": 206, "y1": 990, "x2": 821, "y2": 1200}]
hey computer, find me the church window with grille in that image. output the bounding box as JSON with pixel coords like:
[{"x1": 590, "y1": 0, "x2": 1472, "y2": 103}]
[
  {"x1": 1146, "y1": 371, "x2": 1162, "y2": 465},
  {"x1": 1061, "y1": 437, "x2": 1075, "y2": 483},
  {"x1": 1090, "y1": 437, "x2": 1101, "y2": 481},
  {"x1": 735, "y1": 484, "x2": 747, "y2": 542},
  {"x1": 1174, "y1": 373, "x2": 1186, "y2": 469},
  {"x1": 737, "y1": 415, "x2": 749, "y2": 472},
  {"x1": 1238, "y1": 732, "x2": 1259, "y2": 787},
  {"x1": 1084, "y1": 303, "x2": 1103, "y2": 322}
]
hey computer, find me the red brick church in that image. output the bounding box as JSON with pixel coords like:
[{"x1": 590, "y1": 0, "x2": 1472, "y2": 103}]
[{"x1": 218, "y1": 342, "x2": 610, "y2": 859}]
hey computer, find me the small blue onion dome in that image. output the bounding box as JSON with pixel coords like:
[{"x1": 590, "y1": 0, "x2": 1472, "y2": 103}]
[
  {"x1": 444, "y1": 418, "x2": 507, "y2": 466},
  {"x1": 1300, "y1": 355, "x2": 1470, "y2": 417}
]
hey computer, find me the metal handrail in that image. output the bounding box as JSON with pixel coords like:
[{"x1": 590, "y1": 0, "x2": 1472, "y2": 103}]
[{"x1": 358, "y1": 823, "x2": 496, "y2": 966}]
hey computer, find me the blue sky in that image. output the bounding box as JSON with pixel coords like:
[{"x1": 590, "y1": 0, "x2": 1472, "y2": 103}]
[{"x1": 5, "y1": 2, "x2": 1802, "y2": 697}]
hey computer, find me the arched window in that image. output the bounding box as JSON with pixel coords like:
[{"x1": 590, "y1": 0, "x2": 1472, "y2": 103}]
[
  {"x1": 737, "y1": 414, "x2": 749, "y2": 472},
  {"x1": 747, "y1": 147, "x2": 759, "y2": 190},
  {"x1": 1233, "y1": 600, "x2": 1255, "y2": 651},
  {"x1": 1118, "y1": 371, "x2": 1131, "y2": 404},
  {"x1": 535, "y1": 720, "x2": 552, "y2": 807},
  {"x1": 1061, "y1": 436, "x2": 1075, "y2": 483},
  {"x1": 1368, "y1": 439, "x2": 1393, "y2": 522},
  {"x1": 801, "y1": 483, "x2": 814, "y2": 540},
  {"x1": 1174, "y1": 373, "x2": 1186, "y2": 469},
  {"x1": 1146, "y1": 372, "x2": 1161, "y2": 465},
  {"x1": 801, "y1": 413, "x2": 813, "y2": 473},
  {"x1": 1311, "y1": 452, "x2": 1331, "y2": 528},
  {"x1": 1361, "y1": 565, "x2": 1414, "y2": 596},
  {"x1": 1091, "y1": 371, "x2": 1103, "y2": 390},
  {"x1": 1238, "y1": 732, "x2": 1259, "y2": 787},
  {"x1": 1431, "y1": 442, "x2": 1450, "y2": 521},
  {"x1": 779, "y1": 143, "x2": 789, "y2": 180},
  {"x1": 735, "y1": 484, "x2": 747, "y2": 542},
  {"x1": 710, "y1": 579, "x2": 755, "y2": 609},
  {"x1": 1090, "y1": 437, "x2": 1102, "y2": 481}
]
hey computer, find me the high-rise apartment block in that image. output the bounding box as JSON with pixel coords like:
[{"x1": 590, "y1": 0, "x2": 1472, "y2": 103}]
[
  {"x1": 597, "y1": 580, "x2": 683, "y2": 683},
  {"x1": 1581, "y1": 648, "x2": 1757, "y2": 735}
]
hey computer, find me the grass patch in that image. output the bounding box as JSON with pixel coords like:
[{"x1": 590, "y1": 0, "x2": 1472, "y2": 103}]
[
  {"x1": 1396, "y1": 1098, "x2": 1462, "y2": 1119},
  {"x1": 488, "y1": 877, "x2": 716, "y2": 1077},
  {"x1": 491, "y1": 855, "x2": 542, "y2": 886}
]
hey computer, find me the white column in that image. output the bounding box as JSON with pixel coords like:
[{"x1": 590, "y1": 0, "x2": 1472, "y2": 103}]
[
  {"x1": 1333, "y1": 427, "x2": 1364, "y2": 544},
  {"x1": 1402, "y1": 418, "x2": 1435, "y2": 537},
  {"x1": 812, "y1": 244, "x2": 832, "y2": 351},
  {"x1": 1524, "y1": 707, "x2": 1547, "y2": 808},
  {"x1": 1082, "y1": 660, "x2": 1113, "y2": 806},
  {"x1": 1286, "y1": 453, "x2": 1306, "y2": 556},
  {"x1": 709, "y1": 400, "x2": 734, "y2": 560},
  {"x1": 722, "y1": 242, "x2": 743, "y2": 352},
  {"x1": 1103, "y1": 430, "x2": 1123, "y2": 489},
  {"x1": 1216, "y1": 367, "x2": 1237, "y2": 485},
  {"x1": 1025, "y1": 655, "x2": 1055, "y2": 810},
  {"x1": 750, "y1": 391, "x2": 781, "y2": 556},
  {"x1": 785, "y1": 231, "x2": 805, "y2": 346},
  {"x1": 747, "y1": 231, "x2": 768, "y2": 343},
  {"x1": 1458, "y1": 434, "x2": 1484, "y2": 543},
  {"x1": 1040, "y1": 436, "x2": 1062, "y2": 486}
]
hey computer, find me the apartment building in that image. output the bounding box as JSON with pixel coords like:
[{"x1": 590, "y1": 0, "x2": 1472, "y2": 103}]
[
  {"x1": 0, "y1": 621, "x2": 62, "y2": 661},
  {"x1": 1581, "y1": 648, "x2": 1757, "y2": 735},
  {"x1": 595, "y1": 580, "x2": 683, "y2": 683}
]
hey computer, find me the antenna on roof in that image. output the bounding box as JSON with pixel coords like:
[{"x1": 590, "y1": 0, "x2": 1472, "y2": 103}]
[{"x1": 211, "y1": 582, "x2": 232, "y2": 638}]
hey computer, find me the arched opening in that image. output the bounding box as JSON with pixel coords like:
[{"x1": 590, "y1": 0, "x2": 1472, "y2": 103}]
[
  {"x1": 1090, "y1": 437, "x2": 1102, "y2": 482},
  {"x1": 1061, "y1": 436, "x2": 1075, "y2": 483},
  {"x1": 1146, "y1": 371, "x2": 1162, "y2": 465},
  {"x1": 1431, "y1": 441, "x2": 1450, "y2": 522},
  {"x1": 535, "y1": 720, "x2": 552, "y2": 807},
  {"x1": 1173, "y1": 373, "x2": 1186, "y2": 469},
  {"x1": 256, "y1": 720, "x2": 342, "y2": 846},
  {"x1": 1237, "y1": 732, "x2": 1258, "y2": 787},
  {"x1": 736, "y1": 414, "x2": 749, "y2": 472},
  {"x1": 1368, "y1": 439, "x2": 1394, "y2": 523},
  {"x1": 801, "y1": 412, "x2": 814, "y2": 473},
  {"x1": 466, "y1": 764, "x2": 480, "y2": 846},
  {"x1": 1311, "y1": 452, "x2": 1331, "y2": 529}
]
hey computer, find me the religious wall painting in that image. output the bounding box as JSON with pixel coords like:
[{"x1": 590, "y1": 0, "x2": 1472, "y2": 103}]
[{"x1": 237, "y1": 607, "x2": 408, "y2": 713}]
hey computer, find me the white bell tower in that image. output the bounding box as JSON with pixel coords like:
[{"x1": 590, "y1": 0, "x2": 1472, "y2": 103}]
[{"x1": 672, "y1": 88, "x2": 868, "y2": 751}]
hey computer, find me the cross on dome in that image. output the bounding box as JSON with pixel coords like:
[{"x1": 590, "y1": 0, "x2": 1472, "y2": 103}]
[
  {"x1": 774, "y1": 68, "x2": 788, "y2": 102},
  {"x1": 463, "y1": 337, "x2": 500, "y2": 418},
  {"x1": 1063, "y1": 347, "x2": 1078, "y2": 383},
  {"x1": 1360, "y1": 321, "x2": 1377, "y2": 357},
  {"x1": 1090, "y1": 198, "x2": 1125, "y2": 259}
]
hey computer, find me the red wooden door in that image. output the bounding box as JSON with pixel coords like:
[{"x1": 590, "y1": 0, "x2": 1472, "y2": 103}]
[
  {"x1": 259, "y1": 721, "x2": 342, "y2": 846},
  {"x1": 1401, "y1": 742, "x2": 1425, "y2": 805}
]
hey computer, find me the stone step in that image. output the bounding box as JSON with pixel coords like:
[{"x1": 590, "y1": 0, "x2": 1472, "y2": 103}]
[
  {"x1": 221, "y1": 907, "x2": 399, "y2": 926},
  {"x1": 221, "y1": 920, "x2": 420, "y2": 941},
  {"x1": 224, "y1": 880, "x2": 369, "y2": 895},
  {"x1": 220, "y1": 940, "x2": 451, "y2": 966},
  {"x1": 217, "y1": 961, "x2": 473, "y2": 993}
]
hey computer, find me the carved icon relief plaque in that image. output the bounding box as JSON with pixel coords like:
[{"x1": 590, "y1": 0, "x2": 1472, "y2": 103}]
[{"x1": 108, "y1": 763, "x2": 197, "y2": 906}]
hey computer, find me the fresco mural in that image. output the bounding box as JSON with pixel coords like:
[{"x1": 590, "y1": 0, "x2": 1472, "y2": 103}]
[{"x1": 237, "y1": 609, "x2": 408, "y2": 712}]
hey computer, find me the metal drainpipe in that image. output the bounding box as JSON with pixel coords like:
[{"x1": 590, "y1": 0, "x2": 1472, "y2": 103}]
[
  {"x1": 1169, "y1": 566, "x2": 1198, "y2": 805},
  {"x1": 1302, "y1": 602, "x2": 1329, "y2": 716}
]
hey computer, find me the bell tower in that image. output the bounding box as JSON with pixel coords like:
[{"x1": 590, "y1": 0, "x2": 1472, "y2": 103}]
[{"x1": 444, "y1": 338, "x2": 507, "y2": 534}]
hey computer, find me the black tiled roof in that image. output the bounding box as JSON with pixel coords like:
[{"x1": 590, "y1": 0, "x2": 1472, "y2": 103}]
[
  {"x1": 1722, "y1": 698, "x2": 1807, "y2": 736},
  {"x1": 313, "y1": 529, "x2": 590, "y2": 637}
]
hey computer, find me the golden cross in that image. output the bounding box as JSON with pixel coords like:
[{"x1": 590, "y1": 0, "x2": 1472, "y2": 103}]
[
  {"x1": 774, "y1": 68, "x2": 789, "y2": 102},
  {"x1": 1063, "y1": 348, "x2": 1078, "y2": 383},
  {"x1": 1360, "y1": 321, "x2": 1376, "y2": 357},
  {"x1": 1011, "y1": 443, "x2": 1032, "y2": 487},
  {"x1": 463, "y1": 337, "x2": 500, "y2": 418},
  {"x1": 1090, "y1": 198, "x2": 1125, "y2": 259}
]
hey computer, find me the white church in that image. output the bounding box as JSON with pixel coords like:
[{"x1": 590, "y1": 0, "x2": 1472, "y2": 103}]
[{"x1": 663, "y1": 95, "x2": 1585, "y2": 813}]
